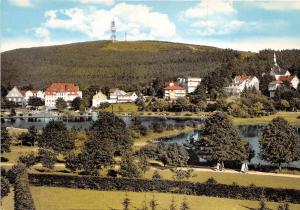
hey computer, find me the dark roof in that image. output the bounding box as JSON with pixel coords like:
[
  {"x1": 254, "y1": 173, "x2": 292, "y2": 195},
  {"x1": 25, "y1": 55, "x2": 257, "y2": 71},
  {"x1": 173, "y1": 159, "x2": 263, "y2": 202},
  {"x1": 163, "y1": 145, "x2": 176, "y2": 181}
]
[{"x1": 271, "y1": 65, "x2": 288, "y2": 75}]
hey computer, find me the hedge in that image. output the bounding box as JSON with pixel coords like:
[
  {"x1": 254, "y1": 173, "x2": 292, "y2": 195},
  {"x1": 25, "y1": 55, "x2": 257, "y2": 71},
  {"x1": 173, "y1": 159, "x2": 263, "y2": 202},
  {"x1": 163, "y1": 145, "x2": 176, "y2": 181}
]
[
  {"x1": 15, "y1": 172, "x2": 36, "y2": 210},
  {"x1": 28, "y1": 173, "x2": 300, "y2": 204}
]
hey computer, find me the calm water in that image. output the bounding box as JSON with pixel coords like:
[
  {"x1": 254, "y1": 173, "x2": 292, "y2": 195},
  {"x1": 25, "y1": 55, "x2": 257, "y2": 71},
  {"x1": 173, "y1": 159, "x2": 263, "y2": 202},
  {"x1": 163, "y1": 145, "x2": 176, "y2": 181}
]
[
  {"x1": 2, "y1": 115, "x2": 300, "y2": 168},
  {"x1": 160, "y1": 125, "x2": 300, "y2": 168},
  {"x1": 1, "y1": 115, "x2": 203, "y2": 130}
]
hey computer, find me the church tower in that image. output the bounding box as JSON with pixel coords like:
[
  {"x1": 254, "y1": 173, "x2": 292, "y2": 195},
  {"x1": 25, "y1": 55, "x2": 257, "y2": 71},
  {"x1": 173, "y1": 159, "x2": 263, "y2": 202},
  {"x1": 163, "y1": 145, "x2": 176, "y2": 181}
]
[{"x1": 274, "y1": 52, "x2": 277, "y2": 66}]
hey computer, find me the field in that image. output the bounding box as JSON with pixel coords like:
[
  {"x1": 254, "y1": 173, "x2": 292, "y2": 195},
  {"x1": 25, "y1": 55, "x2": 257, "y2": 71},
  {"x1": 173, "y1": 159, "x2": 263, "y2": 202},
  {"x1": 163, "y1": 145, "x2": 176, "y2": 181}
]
[
  {"x1": 144, "y1": 168, "x2": 300, "y2": 190},
  {"x1": 27, "y1": 187, "x2": 300, "y2": 210},
  {"x1": 232, "y1": 111, "x2": 300, "y2": 125},
  {"x1": 2, "y1": 145, "x2": 300, "y2": 190},
  {"x1": 1, "y1": 146, "x2": 38, "y2": 164}
]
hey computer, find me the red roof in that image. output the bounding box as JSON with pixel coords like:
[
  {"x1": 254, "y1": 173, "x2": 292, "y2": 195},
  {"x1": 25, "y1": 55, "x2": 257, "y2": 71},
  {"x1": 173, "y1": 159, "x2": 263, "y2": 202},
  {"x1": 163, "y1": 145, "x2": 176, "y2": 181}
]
[
  {"x1": 234, "y1": 75, "x2": 254, "y2": 82},
  {"x1": 278, "y1": 75, "x2": 294, "y2": 82},
  {"x1": 109, "y1": 88, "x2": 118, "y2": 93},
  {"x1": 271, "y1": 75, "x2": 295, "y2": 84},
  {"x1": 45, "y1": 83, "x2": 80, "y2": 95},
  {"x1": 164, "y1": 83, "x2": 186, "y2": 90}
]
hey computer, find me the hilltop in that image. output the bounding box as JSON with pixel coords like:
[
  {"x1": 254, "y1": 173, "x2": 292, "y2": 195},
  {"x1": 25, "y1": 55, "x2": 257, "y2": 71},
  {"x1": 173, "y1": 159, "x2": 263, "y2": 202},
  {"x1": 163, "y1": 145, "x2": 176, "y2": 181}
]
[{"x1": 1, "y1": 40, "x2": 253, "y2": 89}]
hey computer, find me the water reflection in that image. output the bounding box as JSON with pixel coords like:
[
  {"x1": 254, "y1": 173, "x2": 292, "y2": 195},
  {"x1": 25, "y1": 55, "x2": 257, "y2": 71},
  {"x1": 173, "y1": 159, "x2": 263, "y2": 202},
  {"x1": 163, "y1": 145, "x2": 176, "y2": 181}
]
[{"x1": 160, "y1": 125, "x2": 300, "y2": 168}]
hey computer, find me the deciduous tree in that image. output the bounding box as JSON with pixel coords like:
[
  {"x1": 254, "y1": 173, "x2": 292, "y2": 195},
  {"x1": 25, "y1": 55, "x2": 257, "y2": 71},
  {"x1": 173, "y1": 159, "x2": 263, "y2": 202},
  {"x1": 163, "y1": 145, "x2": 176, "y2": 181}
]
[
  {"x1": 192, "y1": 112, "x2": 249, "y2": 169},
  {"x1": 71, "y1": 97, "x2": 81, "y2": 110},
  {"x1": 55, "y1": 98, "x2": 67, "y2": 111},
  {"x1": 39, "y1": 121, "x2": 74, "y2": 153},
  {"x1": 260, "y1": 117, "x2": 300, "y2": 171},
  {"x1": 1, "y1": 126, "x2": 11, "y2": 153}
]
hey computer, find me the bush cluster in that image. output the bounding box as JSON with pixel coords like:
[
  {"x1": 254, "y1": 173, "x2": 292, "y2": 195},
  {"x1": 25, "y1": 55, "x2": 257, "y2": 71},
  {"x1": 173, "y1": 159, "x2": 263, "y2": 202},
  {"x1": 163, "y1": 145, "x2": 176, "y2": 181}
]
[
  {"x1": 28, "y1": 174, "x2": 300, "y2": 204},
  {"x1": 14, "y1": 171, "x2": 36, "y2": 210}
]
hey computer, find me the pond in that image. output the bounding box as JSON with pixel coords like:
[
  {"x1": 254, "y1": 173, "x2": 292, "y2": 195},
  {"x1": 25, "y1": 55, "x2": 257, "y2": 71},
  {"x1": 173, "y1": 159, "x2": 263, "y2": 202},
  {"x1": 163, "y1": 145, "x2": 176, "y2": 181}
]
[
  {"x1": 159, "y1": 125, "x2": 300, "y2": 168},
  {"x1": 1, "y1": 115, "x2": 204, "y2": 130},
  {"x1": 2, "y1": 115, "x2": 300, "y2": 168}
]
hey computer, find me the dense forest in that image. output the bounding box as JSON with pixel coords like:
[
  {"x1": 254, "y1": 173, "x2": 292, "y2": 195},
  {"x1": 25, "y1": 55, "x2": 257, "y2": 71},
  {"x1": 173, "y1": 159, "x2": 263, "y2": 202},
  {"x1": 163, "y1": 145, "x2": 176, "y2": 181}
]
[{"x1": 1, "y1": 40, "x2": 300, "y2": 90}]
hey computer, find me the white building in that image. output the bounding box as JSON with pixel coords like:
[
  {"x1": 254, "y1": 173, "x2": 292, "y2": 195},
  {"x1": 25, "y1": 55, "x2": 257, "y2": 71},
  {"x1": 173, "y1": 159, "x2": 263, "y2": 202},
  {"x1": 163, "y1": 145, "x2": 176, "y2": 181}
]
[
  {"x1": 24, "y1": 90, "x2": 44, "y2": 101},
  {"x1": 109, "y1": 88, "x2": 127, "y2": 103},
  {"x1": 164, "y1": 82, "x2": 186, "y2": 100},
  {"x1": 6, "y1": 86, "x2": 26, "y2": 105},
  {"x1": 177, "y1": 77, "x2": 202, "y2": 93},
  {"x1": 118, "y1": 92, "x2": 138, "y2": 103},
  {"x1": 268, "y1": 75, "x2": 299, "y2": 98},
  {"x1": 92, "y1": 91, "x2": 110, "y2": 107},
  {"x1": 270, "y1": 53, "x2": 291, "y2": 79},
  {"x1": 224, "y1": 75, "x2": 259, "y2": 96},
  {"x1": 44, "y1": 83, "x2": 82, "y2": 108},
  {"x1": 268, "y1": 53, "x2": 299, "y2": 97}
]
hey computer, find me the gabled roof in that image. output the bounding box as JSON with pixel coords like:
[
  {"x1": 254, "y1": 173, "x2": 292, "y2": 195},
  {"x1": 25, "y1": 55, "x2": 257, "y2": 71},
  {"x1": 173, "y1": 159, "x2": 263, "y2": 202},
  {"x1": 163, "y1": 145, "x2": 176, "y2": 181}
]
[
  {"x1": 164, "y1": 82, "x2": 186, "y2": 90},
  {"x1": 277, "y1": 75, "x2": 295, "y2": 82},
  {"x1": 45, "y1": 83, "x2": 80, "y2": 95},
  {"x1": 6, "y1": 86, "x2": 25, "y2": 97},
  {"x1": 234, "y1": 75, "x2": 255, "y2": 82},
  {"x1": 93, "y1": 91, "x2": 108, "y2": 100},
  {"x1": 125, "y1": 92, "x2": 136, "y2": 96}
]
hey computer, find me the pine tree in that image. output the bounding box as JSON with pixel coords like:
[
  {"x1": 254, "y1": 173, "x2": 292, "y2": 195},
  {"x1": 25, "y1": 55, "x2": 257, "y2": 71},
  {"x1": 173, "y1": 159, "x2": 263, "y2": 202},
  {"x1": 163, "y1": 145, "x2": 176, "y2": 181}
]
[
  {"x1": 260, "y1": 117, "x2": 300, "y2": 171},
  {"x1": 169, "y1": 196, "x2": 176, "y2": 210},
  {"x1": 149, "y1": 196, "x2": 158, "y2": 210},
  {"x1": 122, "y1": 193, "x2": 130, "y2": 210},
  {"x1": 258, "y1": 200, "x2": 267, "y2": 210},
  {"x1": 180, "y1": 198, "x2": 190, "y2": 210},
  {"x1": 192, "y1": 112, "x2": 248, "y2": 169}
]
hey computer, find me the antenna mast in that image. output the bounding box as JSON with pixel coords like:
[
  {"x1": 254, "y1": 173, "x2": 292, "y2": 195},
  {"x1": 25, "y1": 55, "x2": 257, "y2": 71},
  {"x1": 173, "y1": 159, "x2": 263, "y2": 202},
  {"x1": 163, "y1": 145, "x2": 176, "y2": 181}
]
[{"x1": 111, "y1": 19, "x2": 116, "y2": 42}]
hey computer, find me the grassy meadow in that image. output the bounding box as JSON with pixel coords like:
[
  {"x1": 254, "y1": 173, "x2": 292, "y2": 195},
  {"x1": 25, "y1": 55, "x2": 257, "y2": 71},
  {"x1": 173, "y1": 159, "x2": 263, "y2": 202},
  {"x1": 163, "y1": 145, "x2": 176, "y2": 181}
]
[
  {"x1": 29, "y1": 187, "x2": 300, "y2": 210},
  {"x1": 144, "y1": 168, "x2": 300, "y2": 190}
]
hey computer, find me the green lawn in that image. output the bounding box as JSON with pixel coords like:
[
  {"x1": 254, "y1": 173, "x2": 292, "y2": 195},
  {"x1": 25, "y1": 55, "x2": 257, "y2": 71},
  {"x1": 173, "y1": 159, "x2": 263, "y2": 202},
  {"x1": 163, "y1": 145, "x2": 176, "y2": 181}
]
[
  {"x1": 133, "y1": 126, "x2": 199, "y2": 149},
  {"x1": 144, "y1": 168, "x2": 300, "y2": 190},
  {"x1": 1, "y1": 146, "x2": 38, "y2": 164},
  {"x1": 103, "y1": 103, "x2": 139, "y2": 113},
  {"x1": 1, "y1": 187, "x2": 14, "y2": 210},
  {"x1": 232, "y1": 112, "x2": 300, "y2": 125},
  {"x1": 3, "y1": 146, "x2": 300, "y2": 190},
  {"x1": 30, "y1": 187, "x2": 300, "y2": 210}
]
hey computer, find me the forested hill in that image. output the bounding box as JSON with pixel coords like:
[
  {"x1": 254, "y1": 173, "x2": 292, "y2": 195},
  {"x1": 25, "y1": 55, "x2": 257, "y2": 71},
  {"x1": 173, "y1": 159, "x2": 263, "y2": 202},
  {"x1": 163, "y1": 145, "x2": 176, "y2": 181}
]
[{"x1": 1, "y1": 40, "x2": 300, "y2": 90}]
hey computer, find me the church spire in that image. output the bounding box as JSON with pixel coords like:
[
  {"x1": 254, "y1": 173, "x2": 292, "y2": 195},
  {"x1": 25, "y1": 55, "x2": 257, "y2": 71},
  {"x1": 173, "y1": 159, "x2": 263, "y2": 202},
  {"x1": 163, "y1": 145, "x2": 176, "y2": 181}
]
[{"x1": 274, "y1": 52, "x2": 277, "y2": 66}]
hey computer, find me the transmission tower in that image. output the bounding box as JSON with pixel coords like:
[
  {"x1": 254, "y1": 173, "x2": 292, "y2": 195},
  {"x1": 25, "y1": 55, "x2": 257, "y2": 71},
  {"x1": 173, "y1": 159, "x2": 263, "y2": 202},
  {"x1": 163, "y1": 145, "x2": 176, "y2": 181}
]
[{"x1": 111, "y1": 19, "x2": 116, "y2": 42}]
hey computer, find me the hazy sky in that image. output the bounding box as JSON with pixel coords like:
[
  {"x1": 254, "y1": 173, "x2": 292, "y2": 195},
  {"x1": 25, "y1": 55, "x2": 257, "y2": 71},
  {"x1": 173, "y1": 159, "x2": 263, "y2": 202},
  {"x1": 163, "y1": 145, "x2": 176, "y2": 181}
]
[{"x1": 1, "y1": 0, "x2": 300, "y2": 52}]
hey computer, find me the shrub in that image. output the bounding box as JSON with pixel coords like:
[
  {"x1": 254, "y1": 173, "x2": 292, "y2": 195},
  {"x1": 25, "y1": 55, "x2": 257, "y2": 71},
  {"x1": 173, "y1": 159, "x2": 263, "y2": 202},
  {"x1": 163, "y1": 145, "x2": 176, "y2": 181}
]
[
  {"x1": 28, "y1": 174, "x2": 300, "y2": 204},
  {"x1": 38, "y1": 148, "x2": 56, "y2": 169},
  {"x1": 171, "y1": 169, "x2": 194, "y2": 181},
  {"x1": 206, "y1": 177, "x2": 218, "y2": 185},
  {"x1": 18, "y1": 152, "x2": 37, "y2": 168},
  {"x1": 107, "y1": 169, "x2": 118, "y2": 178},
  {"x1": 14, "y1": 171, "x2": 36, "y2": 210},
  {"x1": 1, "y1": 176, "x2": 10, "y2": 199},
  {"x1": 7, "y1": 163, "x2": 26, "y2": 184},
  {"x1": 152, "y1": 171, "x2": 162, "y2": 180}
]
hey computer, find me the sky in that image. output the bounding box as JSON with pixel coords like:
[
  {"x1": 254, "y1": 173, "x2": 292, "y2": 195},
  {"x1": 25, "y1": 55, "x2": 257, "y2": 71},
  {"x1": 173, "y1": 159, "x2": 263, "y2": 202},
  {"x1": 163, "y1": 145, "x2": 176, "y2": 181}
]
[{"x1": 1, "y1": 0, "x2": 300, "y2": 52}]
